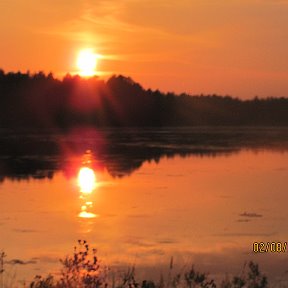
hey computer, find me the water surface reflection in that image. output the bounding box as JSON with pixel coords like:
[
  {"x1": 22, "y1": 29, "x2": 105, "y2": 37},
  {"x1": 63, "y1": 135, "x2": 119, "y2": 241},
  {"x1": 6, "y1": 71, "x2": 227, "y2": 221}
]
[
  {"x1": 77, "y1": 151, "x2": 98, "y2": 219},
  {"x1": 1, "y1": 127, "x2": 288, "y2": 181},
  {"x1": 1, "y1": 128, "x2": 288, "y2": 285}
]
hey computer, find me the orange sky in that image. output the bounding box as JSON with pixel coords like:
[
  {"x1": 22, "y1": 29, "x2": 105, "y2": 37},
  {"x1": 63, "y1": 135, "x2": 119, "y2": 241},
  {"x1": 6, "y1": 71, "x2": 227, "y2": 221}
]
[{"x1": 1, "y1": 0, "x2": 288, "y2": 98}]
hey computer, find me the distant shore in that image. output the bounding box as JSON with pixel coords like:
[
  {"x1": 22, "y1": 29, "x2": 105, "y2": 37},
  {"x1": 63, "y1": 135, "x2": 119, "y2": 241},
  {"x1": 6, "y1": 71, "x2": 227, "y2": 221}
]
[{"x1": 1, "y1": 70, "x2": 288, "y2": 129}]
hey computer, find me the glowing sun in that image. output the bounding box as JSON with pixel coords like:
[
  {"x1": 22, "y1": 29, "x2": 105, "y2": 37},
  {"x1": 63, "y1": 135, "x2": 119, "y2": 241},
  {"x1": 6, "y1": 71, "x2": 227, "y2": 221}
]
[{"x1": 77, "y1": 49, "x2": 98, "y2": 76}]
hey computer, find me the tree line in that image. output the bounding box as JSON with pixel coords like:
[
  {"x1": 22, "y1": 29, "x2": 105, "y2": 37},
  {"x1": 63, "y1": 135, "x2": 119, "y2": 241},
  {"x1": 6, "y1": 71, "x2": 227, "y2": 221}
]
[{"x1": 1, "y1": 69, "x2": 288, "y2": 129}]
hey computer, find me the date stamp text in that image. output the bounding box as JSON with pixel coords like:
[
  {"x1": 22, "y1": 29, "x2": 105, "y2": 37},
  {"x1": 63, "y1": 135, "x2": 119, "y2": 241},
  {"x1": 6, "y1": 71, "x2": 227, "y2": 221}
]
[{"x1": 253, "y1": 242, "x2": 287, "y2": 253}]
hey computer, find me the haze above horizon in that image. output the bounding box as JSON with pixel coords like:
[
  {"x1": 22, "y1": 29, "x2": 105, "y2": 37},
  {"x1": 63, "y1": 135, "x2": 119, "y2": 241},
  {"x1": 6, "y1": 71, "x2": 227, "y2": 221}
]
[{"x1": 1, "y1": 0, "x2": 288, "y2": 99}]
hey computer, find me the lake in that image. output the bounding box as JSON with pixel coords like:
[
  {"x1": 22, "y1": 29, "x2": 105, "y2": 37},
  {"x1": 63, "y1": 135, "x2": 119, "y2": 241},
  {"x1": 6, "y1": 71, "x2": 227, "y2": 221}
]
[{"x1": 1, "y1": 127, "x2": 288, "y2": 286}]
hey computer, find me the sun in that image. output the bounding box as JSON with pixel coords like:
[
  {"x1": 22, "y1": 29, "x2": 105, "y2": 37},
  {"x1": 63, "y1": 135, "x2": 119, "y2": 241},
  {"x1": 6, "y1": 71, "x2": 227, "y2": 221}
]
[{"x1": 77, "y1": 49, "x2": 98, "y2": 77}]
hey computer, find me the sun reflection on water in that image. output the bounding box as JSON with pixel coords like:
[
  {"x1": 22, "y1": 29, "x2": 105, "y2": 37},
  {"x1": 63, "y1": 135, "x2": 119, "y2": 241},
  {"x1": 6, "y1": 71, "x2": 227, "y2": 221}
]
[
  {"x1": 77, "y1": 151, "x2": 98, "y2": 219},
  {"x1": 78, "y1": 167, "x2": 97, "y2": 194},
  {"x1": 79, "y1": 211, "x2": 97, "y2": 219}
]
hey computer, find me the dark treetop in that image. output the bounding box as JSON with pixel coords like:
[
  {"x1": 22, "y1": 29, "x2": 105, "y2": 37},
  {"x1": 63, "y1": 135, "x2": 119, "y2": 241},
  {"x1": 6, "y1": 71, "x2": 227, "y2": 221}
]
[{"x1": 1, "y1": 70, "x2": 288, "y2": 129}]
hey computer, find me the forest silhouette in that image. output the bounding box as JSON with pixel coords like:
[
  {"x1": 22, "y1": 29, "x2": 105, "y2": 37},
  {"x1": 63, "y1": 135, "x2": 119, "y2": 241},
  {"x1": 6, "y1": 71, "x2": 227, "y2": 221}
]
[
  {"x1": 1, "y1": 70, "x2": 288, "y2": 129},
  {"x1": 1, "y1": 70, "x2": 288, "y2": 181}
]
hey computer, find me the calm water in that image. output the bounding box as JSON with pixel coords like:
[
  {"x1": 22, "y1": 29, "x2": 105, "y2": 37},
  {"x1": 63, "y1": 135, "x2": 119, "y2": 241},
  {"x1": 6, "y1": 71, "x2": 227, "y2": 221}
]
[{"x1": 1, "y1": 128, "x2": 288, "y2": 285}]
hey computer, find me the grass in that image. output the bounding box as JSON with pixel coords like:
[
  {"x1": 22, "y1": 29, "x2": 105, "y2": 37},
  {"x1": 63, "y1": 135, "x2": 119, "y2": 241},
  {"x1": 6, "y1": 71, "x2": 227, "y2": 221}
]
[{"x1": 0, "y1": 241, "x2": 268, "y2": 288}]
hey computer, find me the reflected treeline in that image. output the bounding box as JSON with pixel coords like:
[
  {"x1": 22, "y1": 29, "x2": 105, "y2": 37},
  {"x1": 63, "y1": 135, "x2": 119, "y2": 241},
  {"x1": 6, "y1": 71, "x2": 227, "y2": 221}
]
[
  {"x1": 1, "y1": 70, "x2": 288, "y2": 128},
  {"x1": 1, "y1": 127, "x2": 288, "y2": 181}
]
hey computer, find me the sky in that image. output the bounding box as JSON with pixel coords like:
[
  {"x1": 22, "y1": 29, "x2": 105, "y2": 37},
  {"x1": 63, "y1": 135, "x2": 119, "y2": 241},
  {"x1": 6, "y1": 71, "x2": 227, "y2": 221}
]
[{"x1": 0, "y1": 0, "x2": 288, "y2": 98}]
